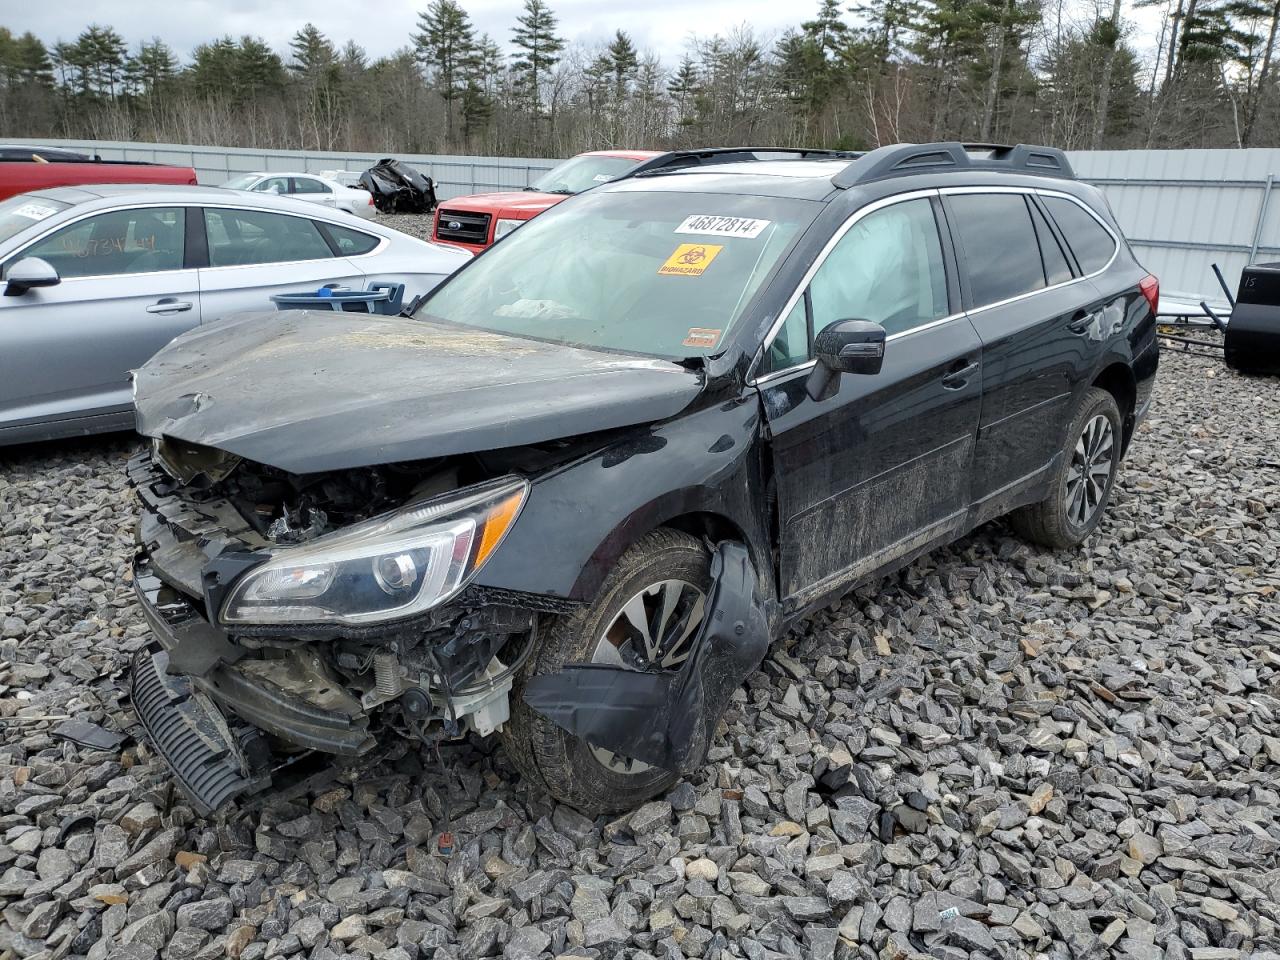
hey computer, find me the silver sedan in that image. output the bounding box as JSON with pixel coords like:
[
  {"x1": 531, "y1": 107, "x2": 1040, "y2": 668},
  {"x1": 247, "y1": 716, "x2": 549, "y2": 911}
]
[{"x1": 0, "y1": 184, "x2": 471, "y2": 445}]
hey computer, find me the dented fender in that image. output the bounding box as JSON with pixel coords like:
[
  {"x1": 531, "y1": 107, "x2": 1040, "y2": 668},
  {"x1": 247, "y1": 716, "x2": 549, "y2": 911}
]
[
  {"x1": 522, "y1": 540, "x2": 769, "y2": 773},
  {"x1": 472, "y1": 393, "x2": 774, "y2": 603}
]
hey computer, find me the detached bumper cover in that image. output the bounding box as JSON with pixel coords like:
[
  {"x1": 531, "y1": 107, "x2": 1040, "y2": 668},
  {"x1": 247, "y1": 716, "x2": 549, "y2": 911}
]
[{"x1": 523, "y1": 541, "x2": 769, "y2": 774}]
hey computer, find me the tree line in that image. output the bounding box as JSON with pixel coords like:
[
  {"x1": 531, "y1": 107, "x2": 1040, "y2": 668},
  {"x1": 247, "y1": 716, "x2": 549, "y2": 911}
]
[{"x1": 2, "y1": 0, "x2": 1279, "y2": 158}]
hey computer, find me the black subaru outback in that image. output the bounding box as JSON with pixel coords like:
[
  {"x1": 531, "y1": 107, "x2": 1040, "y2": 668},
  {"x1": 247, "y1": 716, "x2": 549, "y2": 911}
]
[{"x1": 129, "y1": 142, "x2": 1159, "y2": 815}]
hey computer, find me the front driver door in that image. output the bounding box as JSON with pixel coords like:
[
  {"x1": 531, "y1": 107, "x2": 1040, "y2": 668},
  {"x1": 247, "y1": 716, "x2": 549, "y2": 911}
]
[
  {"x1": 756, "y1": 193, "x2": 983, "y2": 611},
  {"x1": 0, "y1": 206, "x2": 199, "y2": 434}
]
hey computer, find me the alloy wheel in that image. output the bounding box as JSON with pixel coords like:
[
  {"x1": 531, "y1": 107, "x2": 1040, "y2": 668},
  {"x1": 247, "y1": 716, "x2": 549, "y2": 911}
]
[
  {"x1": 588, "y1": 578, "x2": 706, "y2": 775},
  {"x1": 1066, "y1": 414, "x2": 1115, "y2": 527}
]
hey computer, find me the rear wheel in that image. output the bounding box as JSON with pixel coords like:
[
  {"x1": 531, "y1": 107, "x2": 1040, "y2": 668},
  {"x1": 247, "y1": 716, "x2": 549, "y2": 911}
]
[
  {"x1": 1010, "y1": 387, "x2": 1123, "y2": 549},
  {"x1": 502, "y1": 529, "x2": 709, "y2": 813}
]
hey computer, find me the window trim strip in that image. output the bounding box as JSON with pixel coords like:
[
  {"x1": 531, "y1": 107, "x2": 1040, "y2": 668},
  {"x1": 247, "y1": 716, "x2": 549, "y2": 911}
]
[{"x1": 751, "y1": 185, "x2": 1122, "y2": 386}]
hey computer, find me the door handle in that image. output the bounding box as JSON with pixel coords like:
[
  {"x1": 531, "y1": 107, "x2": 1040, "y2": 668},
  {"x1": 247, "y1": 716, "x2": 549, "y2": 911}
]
[
  {"x1": 942, "y1": 359, "x2": 979, "y2": 388},
  {"x1": 147, "y1": 298, "x2": 193, "y2": 314},
  {"x1": 1067, "y1": 311, "x2": 1093, "y2": 334}
]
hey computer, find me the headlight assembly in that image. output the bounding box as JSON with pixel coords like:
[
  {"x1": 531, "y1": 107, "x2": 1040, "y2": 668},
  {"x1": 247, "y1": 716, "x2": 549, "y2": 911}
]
[
  {"x1": 493, "y1": 218, "x2": 524, "y2": 240},
  {"x1": 220, "y1": 477, "x2": 528, "y2": 626}
]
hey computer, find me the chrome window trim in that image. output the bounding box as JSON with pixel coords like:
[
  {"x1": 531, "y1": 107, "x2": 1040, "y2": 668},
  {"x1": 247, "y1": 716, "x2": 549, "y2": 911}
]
[
  {"x1": 3, "y1": 203, "x2": 190, "y2": 283},
  {"x1": 751, "y1": 185, "x2": 1122, "y2": 386},
  {"x1": 199, "y1": 205, "x2": 388, "y2": 270},
  {"x1": 5, "y1": 199, "x2": 391, "y2": 278}
]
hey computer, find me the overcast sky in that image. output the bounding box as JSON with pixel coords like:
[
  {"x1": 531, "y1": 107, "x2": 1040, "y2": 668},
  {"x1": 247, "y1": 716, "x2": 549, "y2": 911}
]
[
  {"x1": 9, "y1": 0, "x2": 799, "y2": 64},
  {"x1": 11, "y1": 0, "x2": 1165, "y2": 68}
]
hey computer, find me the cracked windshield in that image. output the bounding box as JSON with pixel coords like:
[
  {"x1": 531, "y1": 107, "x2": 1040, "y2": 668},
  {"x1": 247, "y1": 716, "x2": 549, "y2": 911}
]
[{"x1": 417, "y1": 190, "x2": 817, "y2": 358}]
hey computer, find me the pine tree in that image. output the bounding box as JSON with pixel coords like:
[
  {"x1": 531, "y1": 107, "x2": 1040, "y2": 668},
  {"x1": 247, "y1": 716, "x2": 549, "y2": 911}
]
[
  {"x1": 510, "y1": 0, "x2": 564, "y2": 111},
  {"x1": 667, "y1": 55, "x2": 700, "y2": 126},
  {"x1": 290, "y1": 23, "x2": 337, "y2": 73},
  {"x1": 127, "y1": 39, "x2": 177, "y2": 96},
  {"x1": 415, "y1": 1, "x2": 478, "y2": 145},
  {"x1": 607, "y1": 29, "x2": 638, "y2": 103}
]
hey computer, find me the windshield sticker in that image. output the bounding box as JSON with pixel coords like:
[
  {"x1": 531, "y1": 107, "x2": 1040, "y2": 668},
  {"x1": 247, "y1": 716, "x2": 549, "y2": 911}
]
[
  {"x1": 683, "y1": 327, "x2": 722, "y2": 348},
  {"x1": 592, "y1": 174, "x2": 612, "y2": 182},
  {"x1": 659, "y1": 243, "x2": 723, "y2": 277},
  {"x1": 13, "y1": 203, "x2": 58, "y2": 221},
  {"x1": 675, "y1": 215, "x2": 771, "y2": 239}
]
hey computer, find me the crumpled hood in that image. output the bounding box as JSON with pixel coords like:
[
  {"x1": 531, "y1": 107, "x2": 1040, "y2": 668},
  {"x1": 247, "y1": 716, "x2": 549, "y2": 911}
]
[{"x1": 133, "y1": 311, "x2": 703, "y2": 474}]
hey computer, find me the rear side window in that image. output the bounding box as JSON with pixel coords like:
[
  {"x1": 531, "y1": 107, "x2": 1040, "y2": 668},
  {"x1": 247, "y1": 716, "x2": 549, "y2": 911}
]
[
  {"x1": 1043, "y1": 196, "x2": 1117, "y2": 274},
  {"x1": 949, "y1": 193, "x2": 1044, "y2": 307},
  {"x1": 1029, "y1": 201, "x2": 1073, "y2": 285},
  {"x1": 293, "y1": 178, "x2": 331, "y2": 195},
  {"x1": 322, "y1": 222, "x2": 379, "y2": 256},
  {"x1": 204, "y1": 208, "x2": 333, "y2": 266}
]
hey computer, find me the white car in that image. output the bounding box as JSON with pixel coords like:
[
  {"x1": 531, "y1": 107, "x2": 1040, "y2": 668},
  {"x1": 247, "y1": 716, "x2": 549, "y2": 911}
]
[
  {"x1": 222, "y1": 171, "x2": 376, "y2": 218},
  {"x1": 319, "y1": 169, "x2": 366, "y2": 189},
  {"x1": 0, "y1": 184, "x2": 471, "y2": 444}
]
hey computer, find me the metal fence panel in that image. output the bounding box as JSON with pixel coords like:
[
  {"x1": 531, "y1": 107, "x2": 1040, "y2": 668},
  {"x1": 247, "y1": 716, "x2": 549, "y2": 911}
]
[
  {"x1": 12, "y1": 138, "x2": 1280, "y2": 300},
  {"x1": 5, "y1": 138, "x2": 559, "y2": 202},
  {"x1": 1068, "y1": 148, "x2": 1280, "y2": 300}
]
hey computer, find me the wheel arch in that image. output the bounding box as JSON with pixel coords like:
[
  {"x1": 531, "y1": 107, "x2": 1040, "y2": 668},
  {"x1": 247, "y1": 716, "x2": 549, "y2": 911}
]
[
  {"x1": 1091, "y1": 361, "x2": 1137, "y2": 451},
  {"x1": 569, "y1": 492, "x2": 773, "y2": 605}
]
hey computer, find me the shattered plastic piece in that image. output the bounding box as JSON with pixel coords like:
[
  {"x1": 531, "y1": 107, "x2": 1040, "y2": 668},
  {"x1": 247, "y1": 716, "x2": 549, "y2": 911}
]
[
  {"x1": 523, "y1": 541, "x2": 769, "y2": 773},
  {"x1": 52, "y1": 719, "x2": 125, "y2": 752}
]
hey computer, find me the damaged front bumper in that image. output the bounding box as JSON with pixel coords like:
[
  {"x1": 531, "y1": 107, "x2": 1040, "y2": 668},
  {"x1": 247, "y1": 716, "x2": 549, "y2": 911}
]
[
  {"x1": 126, "y1": 451, "x2": 535, "y2": 814},
  {"x1": 134, "y1": 558, "x2": 376, "y2": 756}
]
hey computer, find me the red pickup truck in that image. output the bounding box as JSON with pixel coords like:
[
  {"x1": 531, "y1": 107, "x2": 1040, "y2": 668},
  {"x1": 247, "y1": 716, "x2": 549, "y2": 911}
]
[
  {"x1": 0, "y1": 146, "x2": 198, "y2": 201},
  {"x1": 432, "y1": 149, "x2": 662, "y2": 253}
]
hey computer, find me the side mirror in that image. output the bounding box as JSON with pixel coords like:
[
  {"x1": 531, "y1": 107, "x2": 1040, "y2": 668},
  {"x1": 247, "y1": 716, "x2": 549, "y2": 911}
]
[
  {"x1": 805, "y1": 319, "x2": 886, "y2": 401},
  {"x1": 4, "y1": 257, "x2": 61, "y2": 297}
]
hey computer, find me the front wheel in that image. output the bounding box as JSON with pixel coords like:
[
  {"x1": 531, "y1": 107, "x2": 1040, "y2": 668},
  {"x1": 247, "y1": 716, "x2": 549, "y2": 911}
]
[
  {"x1": 1010, "y1": 387, "x2": 1123, "y2": 549},
  {"x1": 502, "y1": 529, "x2": 709, "y2": 813}
]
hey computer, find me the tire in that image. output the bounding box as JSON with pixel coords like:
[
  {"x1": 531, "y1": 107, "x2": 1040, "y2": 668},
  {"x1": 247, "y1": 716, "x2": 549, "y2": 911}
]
[
  {"x1": 1010, "y1": 387, "x2": 1124, "y2": 549},
  {"x1": 502, "y1": 529, "x2": 710, "y2": 814}
]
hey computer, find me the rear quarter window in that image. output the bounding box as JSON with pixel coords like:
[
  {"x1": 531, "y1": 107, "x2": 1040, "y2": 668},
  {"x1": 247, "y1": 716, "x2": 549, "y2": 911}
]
[
  {"x1": 321, "y1": 222, "x2": 380, "y2": 256},
  {"x1": 1042, "y1": 196, "x2": 1117, "y2": 274}
]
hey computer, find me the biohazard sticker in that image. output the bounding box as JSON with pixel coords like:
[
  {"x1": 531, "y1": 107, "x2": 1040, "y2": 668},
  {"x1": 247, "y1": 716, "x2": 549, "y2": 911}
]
[
  {"x1": 659, "y1": 243, "x2": 723, "y2": 277},
  {"x1": 682, "y1": 327, "x2": 722, "y2": 348},
  {"x1": 675, "y1": 214, "x2": 771, "y2": 239}
]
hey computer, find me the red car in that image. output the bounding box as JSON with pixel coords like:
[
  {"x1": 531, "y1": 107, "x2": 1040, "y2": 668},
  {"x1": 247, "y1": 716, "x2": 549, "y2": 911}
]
[
  {"x1": 432, "y1": 149, "x2": 662, "y2": 253},
  {"x1": 0, "y1": 146, "x2": 197, "y2": 202}
]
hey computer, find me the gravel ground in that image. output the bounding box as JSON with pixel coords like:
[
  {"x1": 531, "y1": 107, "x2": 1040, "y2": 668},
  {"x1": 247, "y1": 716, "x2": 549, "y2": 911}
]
[{"x1": 2, "y1": 337, "x2": 1279, "y2": 960}]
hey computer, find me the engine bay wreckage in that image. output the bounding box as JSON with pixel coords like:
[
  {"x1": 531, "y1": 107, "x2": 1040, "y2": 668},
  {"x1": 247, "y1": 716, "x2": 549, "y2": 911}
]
[{"x1": 127, "y1": 310, "x2": 771, "y2": 816}]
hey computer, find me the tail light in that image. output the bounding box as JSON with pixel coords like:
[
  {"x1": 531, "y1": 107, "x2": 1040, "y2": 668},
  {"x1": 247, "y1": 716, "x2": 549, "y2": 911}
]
[
  {"x1": 1139, "y1": 274, "x2": 1159, "y2": 317},
  {"x1": 367, "y1": 195, "x2": 374, "y2": 206}
]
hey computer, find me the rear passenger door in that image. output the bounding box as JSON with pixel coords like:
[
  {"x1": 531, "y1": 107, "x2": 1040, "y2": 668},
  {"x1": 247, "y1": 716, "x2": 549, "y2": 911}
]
[
  {"x1": 292, "y1": 177, "x2": 337, "y2": 207},
  {"x1": 942, "y1": 189, "x2": 1099, "y2": 515},
  {"x1": 195, "y1": 207, "x2": 368, "y2": 319}
]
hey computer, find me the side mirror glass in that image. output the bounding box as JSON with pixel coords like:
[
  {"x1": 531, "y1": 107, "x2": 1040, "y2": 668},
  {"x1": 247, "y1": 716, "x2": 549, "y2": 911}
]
[
  {"x1": 4, "y1": 257, "x2": 61, "y2": 297},
  {"x1": 806, "y1": 319, "x2": 886, "y2": 401}
]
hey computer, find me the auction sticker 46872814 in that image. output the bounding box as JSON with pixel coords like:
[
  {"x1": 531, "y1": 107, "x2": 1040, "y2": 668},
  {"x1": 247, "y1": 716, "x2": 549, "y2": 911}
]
[{"x1": 675, "y1": 215, "x2": 771, "y2": 239}]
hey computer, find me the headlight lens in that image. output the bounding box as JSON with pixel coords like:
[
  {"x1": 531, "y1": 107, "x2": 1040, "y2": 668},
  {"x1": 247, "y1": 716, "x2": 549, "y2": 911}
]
[
  {"x1": 220, "y1": 477, "x2": 528, "y2": 626},
  {"x1": 493, "y1": 218, "x2": 524, "y2": 240}
]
